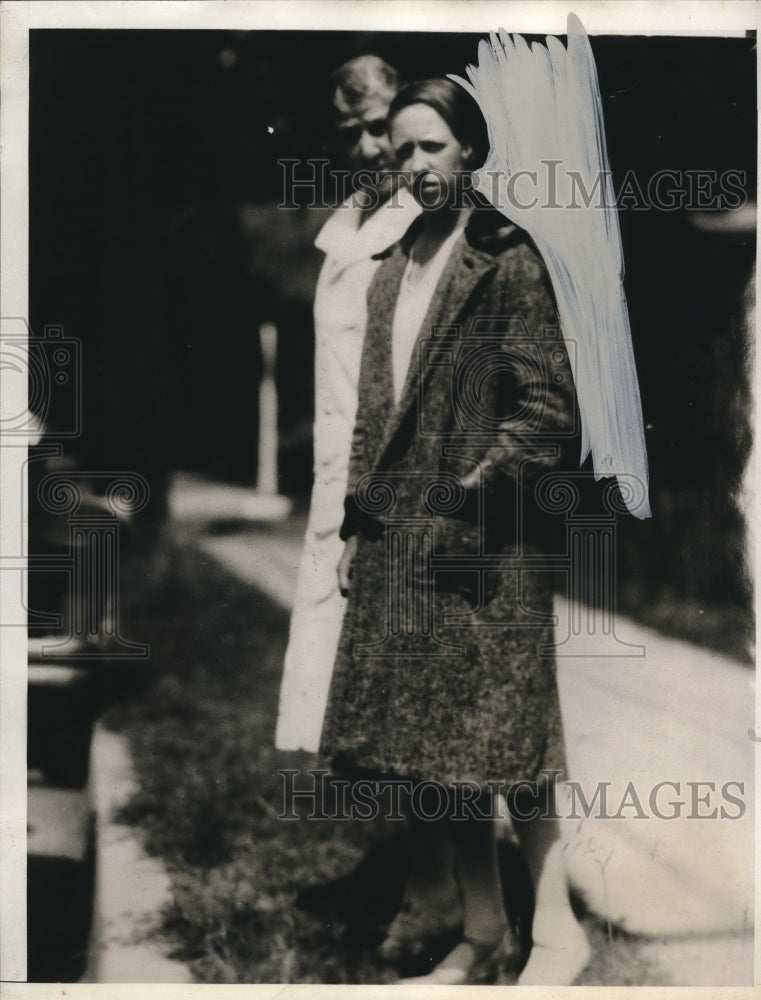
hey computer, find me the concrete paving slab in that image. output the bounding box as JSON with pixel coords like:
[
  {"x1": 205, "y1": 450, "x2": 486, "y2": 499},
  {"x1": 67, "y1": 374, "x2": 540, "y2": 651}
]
[
  {"x1": 27, "y1": 785, "x2": 90, "y2": 862},
  {"x1": 28, "y1": 663, "x2": 88, "y2": 686},
  {"x1": 554, "y1": 596, "x2": 754, "y2": 936},
  {"x1": 168, "y1": 471, "x2": 292, "y2": 524},
  {"x1": 83, "y1": 723, "x2": 192, "y2": 983},
  {"x1": 640, "y1": 932, "x2": 754, "y2": 986},
  {"x1": 196, "y1": 531, "x2": 304, "y2": 611}
]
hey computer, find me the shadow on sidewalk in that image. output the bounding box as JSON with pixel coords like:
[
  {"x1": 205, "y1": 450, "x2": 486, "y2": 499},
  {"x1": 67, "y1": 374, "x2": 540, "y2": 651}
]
[{"x1": 295, "y1": 830, "x2": 536, "y2": 977}]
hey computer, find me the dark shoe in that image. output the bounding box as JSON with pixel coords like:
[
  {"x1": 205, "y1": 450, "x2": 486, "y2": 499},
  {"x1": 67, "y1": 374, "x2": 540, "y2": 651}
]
[
  {"x1": 398, "y1": 929, "x2": 521, "y2": 985},
  {"x1": 378, "y1": 900, "x2": 462, "y2": 965}
]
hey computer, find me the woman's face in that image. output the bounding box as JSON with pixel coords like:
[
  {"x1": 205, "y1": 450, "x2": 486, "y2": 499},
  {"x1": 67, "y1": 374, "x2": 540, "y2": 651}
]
[{"x1": 389, "y1": 103, "x2": 472, "y2": 210}]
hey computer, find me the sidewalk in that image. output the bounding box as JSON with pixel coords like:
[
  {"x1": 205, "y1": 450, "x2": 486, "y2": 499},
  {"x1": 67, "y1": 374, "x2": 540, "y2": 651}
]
[
  {"x1": 168, "y1": 473, "x2": 755, "y2": 985},
  {"x1": 85, "y1": 473, "x2": 754, "y2": 985},
  {"x1": 84, "y1": 724, "x2": 193, "y2": 983}
]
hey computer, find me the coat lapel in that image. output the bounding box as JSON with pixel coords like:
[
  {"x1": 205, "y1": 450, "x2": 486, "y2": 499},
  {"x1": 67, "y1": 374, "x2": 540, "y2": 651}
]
[
  {"x1": 374, "y1": 232, "x2": 498, "y2": 466},
  {"x1": 363, "y1": 240, "x2": 408, "y2": 419}
]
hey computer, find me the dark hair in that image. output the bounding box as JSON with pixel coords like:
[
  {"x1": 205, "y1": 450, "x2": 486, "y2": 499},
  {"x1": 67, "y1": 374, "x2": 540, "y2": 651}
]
[
  {"x1": 387, "y1": 78, "x2": 488, "y2": 166},
  {"x1": 331, "y1": 55, "x2": 399, "y2": 115}
]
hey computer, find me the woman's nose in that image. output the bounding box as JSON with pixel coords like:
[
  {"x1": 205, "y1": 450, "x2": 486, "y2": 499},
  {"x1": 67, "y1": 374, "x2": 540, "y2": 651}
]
[
  {"x1": 408, "y1": 147, "x2": 429, "y2": 174},
  {"x1": 358, "y1": 128, "x2": 382, "y2": 161}
]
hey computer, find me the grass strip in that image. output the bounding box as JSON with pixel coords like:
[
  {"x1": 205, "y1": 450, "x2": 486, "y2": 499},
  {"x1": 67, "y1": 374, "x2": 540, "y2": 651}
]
[{"x1": 105, "y1": 535, "x2": 668, "y2": 985}]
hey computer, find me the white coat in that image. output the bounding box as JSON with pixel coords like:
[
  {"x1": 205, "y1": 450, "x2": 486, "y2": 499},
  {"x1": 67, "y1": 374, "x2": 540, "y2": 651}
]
[{"x1": 275, "y1": 187, "x2": 420, "y2": 752}]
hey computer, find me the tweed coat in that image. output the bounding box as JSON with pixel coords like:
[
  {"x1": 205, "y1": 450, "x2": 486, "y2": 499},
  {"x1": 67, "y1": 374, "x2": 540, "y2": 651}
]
[{"x1": 320, "y1": 209, "x2": 579, "y2": 787}]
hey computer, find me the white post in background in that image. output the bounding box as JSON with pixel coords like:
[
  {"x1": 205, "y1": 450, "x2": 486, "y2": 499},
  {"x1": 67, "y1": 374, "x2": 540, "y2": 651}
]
[
  {"x1": 244, "y1": 321, "x2": 292, "y2": 520},
  {"x1": 257, "y1": 321, "x2": 279, "y2": 496}
]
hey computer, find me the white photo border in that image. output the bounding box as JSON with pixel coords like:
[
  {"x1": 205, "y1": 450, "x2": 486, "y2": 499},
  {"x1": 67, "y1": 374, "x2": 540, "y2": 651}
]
[{"x1": 1, "y1": 1, "x2": 758, "y2": 996}]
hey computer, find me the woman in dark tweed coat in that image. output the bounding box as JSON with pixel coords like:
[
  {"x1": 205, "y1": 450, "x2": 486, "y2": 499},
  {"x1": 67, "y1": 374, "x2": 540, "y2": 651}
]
[{"x1": 320, "y1": 79, "x2": 589, "y2": 985}]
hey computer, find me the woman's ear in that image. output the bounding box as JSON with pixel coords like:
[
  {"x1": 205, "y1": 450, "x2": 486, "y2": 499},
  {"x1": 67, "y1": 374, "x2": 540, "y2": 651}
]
[{"x1": 462, "y1": 144, "x2": 474, "y2": 166}]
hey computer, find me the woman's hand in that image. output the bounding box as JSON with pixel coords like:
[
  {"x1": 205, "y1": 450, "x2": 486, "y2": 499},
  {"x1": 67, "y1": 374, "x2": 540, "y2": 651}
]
[{"x1": 337, "y1": 536, "x2": 358, "y2": 597}]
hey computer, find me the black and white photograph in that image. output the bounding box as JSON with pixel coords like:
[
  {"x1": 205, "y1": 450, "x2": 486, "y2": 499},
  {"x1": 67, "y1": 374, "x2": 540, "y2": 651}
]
[{"x1": 0, "y1": 0, "x2": 757, "y2": 992}]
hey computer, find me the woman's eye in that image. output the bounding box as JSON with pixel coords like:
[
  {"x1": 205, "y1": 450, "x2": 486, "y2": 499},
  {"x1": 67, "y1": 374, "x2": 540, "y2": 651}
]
[
  {"x1": 366, "y1": 118, "x2": 388, "y2": 138},
  {"x1": 394, "y1": 143, "x2": 413, "y2": 161},
  {"x1": 337, "y1": 125, "x2": 362, "y2": 146},
  {"x1": 421, "y1": 141, "x2": 445, "y2": 153}
]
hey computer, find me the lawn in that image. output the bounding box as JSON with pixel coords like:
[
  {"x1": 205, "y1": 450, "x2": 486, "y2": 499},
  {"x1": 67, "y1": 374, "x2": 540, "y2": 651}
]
[{"x1": 105, "y1": 533, "x2": 669, "y2": 985}]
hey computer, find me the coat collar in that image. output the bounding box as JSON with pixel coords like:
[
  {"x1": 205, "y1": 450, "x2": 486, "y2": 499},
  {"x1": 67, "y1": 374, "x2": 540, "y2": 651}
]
[{"x1": 314, "y1": 185, "x2": 421, "y2": 267}]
